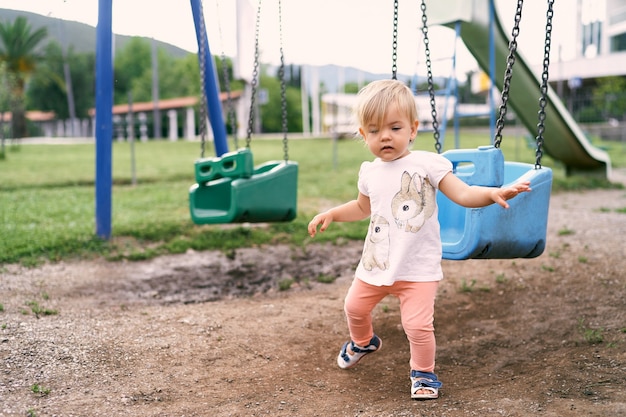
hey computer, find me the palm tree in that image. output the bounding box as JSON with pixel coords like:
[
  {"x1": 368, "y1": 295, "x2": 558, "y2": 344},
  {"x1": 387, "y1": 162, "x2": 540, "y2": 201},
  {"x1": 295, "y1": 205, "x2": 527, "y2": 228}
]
[
  {"x1": 0, "y1": 16, "x2": 48, "y2": 138},
  {"x1": 0, "y1": 61, "x2": 16, "y2": 158}
]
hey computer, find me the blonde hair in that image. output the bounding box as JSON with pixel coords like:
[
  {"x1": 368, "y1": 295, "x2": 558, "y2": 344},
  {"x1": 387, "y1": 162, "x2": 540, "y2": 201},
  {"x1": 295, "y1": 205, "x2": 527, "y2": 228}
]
[{"x1": 354, "y1": 79, "x2": 418, "y2": 130}]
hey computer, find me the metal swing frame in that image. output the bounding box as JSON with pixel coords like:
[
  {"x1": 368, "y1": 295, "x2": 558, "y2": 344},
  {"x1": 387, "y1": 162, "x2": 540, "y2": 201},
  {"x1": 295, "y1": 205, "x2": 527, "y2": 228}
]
[
  {"x1": 188, "y1": 0, "x2": 298, "y2": 225},
  {"x1": 416, "y1": 0, "x2": 554, "y2": 259}
]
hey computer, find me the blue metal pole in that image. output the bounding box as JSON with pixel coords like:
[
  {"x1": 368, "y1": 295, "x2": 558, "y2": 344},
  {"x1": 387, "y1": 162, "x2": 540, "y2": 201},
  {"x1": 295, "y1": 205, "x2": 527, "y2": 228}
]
[
  {"x1": 488, "y1": 0, "x2": 496, "y2": 143},
  {"x1": 453, "y1": 21, "x2": 461, "y2": 149},
  {"x1": 189, "y1": 0, "x2": 229, "y2": 156},
  {"x1": 95, "y1": 0, "x2": 113, "y2": 239}
]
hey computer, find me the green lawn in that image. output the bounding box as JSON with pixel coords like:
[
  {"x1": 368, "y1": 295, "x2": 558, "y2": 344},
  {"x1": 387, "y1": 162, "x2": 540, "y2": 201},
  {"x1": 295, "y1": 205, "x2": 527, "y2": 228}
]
[{"x1": 0, "y1": 132, "x2": 622, "y2": 266}]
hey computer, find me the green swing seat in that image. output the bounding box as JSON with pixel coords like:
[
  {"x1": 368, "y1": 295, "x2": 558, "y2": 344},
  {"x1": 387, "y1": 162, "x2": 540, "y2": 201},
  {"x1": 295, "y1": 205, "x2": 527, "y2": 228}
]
[{"x1": 189, "y1": 148, "x2": 298, "y2": 224}]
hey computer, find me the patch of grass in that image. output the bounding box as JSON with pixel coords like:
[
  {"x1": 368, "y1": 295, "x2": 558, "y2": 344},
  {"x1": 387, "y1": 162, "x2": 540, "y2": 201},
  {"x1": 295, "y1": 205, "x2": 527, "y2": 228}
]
[
  {"x1": 315, "y1": 274, "x2": 337, "y2": 284},
  {"x1": 31, "y1": 384, "x2": 50, "y2": 396},
  {"x1": 551, "y1": 175, "x2": 623, "y2": 191},
  {"x1": 459, "y1": 279, "x2": 490, "y2": 292},
  {"x1": 459, "y1": 279, "x2": 477, "y2": 293},
  {"x1": 598, "y1": 206, "x2": 626, "y2": 214},
  {"x1": 578, "y1": 256, "x2": 588, "y2": 263},
  {"x1": 495, "y1": 273, "x2": 507, "y2": 284},
  {"x1": 578, "y1": 318, "x2": 604, "y2": 344},
  {"x1": 0, "y1": 303, "x2": 4, "y2": 312},
  {"x1": 1, "y1": 137, "x2": 624, "y2": 267},
  {"x1": 278, "y1": 278, "x2": 294, "y2": 291},
  {"x1": 558, "y1": 227, "x2": 575, "y2": 236},
  {"x1": 25, "y1": 301, "x2": 58, "y2": 318}
]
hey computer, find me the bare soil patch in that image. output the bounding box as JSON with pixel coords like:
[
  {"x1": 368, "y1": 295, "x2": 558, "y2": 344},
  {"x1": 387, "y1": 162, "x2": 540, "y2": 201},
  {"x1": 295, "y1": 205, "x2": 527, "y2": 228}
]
[{"x1": 1, "y1": 186, "x2": 626, "y2": 416}]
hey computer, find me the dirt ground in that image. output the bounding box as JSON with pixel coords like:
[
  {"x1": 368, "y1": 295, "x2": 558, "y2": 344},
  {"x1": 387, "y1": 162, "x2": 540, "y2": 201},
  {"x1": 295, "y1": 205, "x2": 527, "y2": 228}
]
[{"x1": 1, "y1": 183, "x2": 626, "y2": 416}]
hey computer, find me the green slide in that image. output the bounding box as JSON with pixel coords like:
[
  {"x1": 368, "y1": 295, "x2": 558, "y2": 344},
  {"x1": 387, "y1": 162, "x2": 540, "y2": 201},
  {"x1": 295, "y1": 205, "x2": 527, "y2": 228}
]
[{"x1": 428, "y1": 0, "x2": 611, "y2": 177}]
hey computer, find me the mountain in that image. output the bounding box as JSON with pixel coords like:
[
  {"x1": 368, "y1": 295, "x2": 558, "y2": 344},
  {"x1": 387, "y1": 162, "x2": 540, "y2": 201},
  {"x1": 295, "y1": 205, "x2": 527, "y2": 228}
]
[
  {"x1": 0, "y1": 8, "x2": 191, "y2": 58},
  {"x1": 314, "y1": 65, "x2": 394, "y2": 93}
]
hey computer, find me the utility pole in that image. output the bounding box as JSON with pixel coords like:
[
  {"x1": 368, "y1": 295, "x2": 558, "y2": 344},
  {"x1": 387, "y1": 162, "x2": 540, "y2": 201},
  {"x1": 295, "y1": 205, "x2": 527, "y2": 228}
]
[
  {"x1": 58, "y1": 19, "x2": 77, "y2": 136},
  {"x1": 151, "y1": 38, "x2": 161, "y2": 139}
]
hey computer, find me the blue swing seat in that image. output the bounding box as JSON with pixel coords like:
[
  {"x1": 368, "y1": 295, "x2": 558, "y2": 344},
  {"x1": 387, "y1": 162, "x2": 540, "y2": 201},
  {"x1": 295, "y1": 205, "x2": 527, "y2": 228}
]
[
  {"x1": 189, "y1": 148, "x2": 298, "y2": 224},
  {"x1": 438, "y1": 146, "x2": 552, "y2": 260}
]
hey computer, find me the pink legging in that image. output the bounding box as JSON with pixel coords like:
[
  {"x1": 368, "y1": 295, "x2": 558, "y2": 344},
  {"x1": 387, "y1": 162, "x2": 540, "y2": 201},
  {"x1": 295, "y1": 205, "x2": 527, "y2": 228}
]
[{"x1": 343, "y1": 278, "x2": 439, "y2": 372}]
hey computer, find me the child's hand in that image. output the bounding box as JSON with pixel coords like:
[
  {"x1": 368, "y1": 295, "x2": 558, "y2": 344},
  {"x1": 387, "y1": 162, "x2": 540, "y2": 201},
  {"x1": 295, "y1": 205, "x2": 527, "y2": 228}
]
[
  {"x1": 308, "y1": 212, "x2": 333, "y2": 238},
  {"x1": 493, "y1": 181, "x2": 531, "y2": 209}
]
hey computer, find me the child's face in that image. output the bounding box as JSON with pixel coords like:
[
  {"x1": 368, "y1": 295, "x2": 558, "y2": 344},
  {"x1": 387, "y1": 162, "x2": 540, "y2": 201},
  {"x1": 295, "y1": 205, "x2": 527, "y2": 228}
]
[{"x1": 359, "y1": 103, "x2": 418, "y2": 162}]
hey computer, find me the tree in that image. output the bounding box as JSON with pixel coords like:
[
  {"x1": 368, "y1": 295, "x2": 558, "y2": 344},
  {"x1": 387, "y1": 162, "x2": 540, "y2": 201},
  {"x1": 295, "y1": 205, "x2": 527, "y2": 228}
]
[
  {"x1": 0, "y1": 16, "x2": 48, "y2": 138},
  {"x1": 592, "y1": 76, "x2": 626, "y2": 122},
  {"x1": 259, "y1": 69, "x2": 302, "y2": 133},
  {"x1": 113, "y1": 38, "x2": 221, "y2": 103},
  {"x1": 343, "y1": 82, "x2": 361, "y2": 94},
  {"x1": 113, "y1": 37, "x2": 152, "y2": 104},
  {"x1": 0, "y1": 61, "x2": 17, "y2": 158},
  {"x1": 27, "y1": 42, "x2": 95, "y2": 120},
  {"x1": 130, "y1": 49, "x2": 201, "y2": 102}
]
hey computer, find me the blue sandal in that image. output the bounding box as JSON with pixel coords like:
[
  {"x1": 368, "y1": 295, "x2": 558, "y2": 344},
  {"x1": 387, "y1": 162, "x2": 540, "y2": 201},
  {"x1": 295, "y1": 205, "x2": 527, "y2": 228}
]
[
  {"x1": 410, "y1": 370, "x2": 442, "y2": 399},
  {"x1": 336, "y1": 334, "x2": 382, "y2": 369}
]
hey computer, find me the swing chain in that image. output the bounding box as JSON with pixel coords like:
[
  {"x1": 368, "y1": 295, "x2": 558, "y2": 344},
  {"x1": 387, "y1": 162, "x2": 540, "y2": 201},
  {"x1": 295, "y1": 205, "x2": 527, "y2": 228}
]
[
  {"x1": 216, "y1": 0, "x2": 238, "y2": 151},
  {"x1": 218, "y1": 16, "x2": 239, "y2": 149},
  {"x1": 278, "y1": 0, "x2": 289, "y2": 161},
  {"x1": 535, "y1": 0, "x2": 554, "y2": 169},
  {"x1": 221, "y1": 55, "x2": 238, "y2": 149},
  {"x1": 245, "y1": 0, "x2": 263, "y2": 148},
  {"x1": 493, "y1": 0, "x2": 523, "y2": 149},
  {"x1": 420, "y1": 0, "x2": 441, "y2": 154},
  {"x1": 197, "y1": 0, "x2": 209, "y2": 158},
  {"x1": 391, "y1": 0, "x2": 399, "y2": 80}
]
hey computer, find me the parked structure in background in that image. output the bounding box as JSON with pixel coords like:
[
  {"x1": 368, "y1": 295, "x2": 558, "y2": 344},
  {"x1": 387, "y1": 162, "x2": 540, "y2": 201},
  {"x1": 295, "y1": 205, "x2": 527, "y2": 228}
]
[
  {"x1": 551, "y1": 0, "x2": 626, "y2": 82},
  {"x1": 321, "y1": 93, "x2": 459, "y2": 138},
  {"x1": 549, "y1": 0, "x2": 626, "y2": 140},
  {"x1": 18, "y1": 92, "x2": 241, "y2": 142}
]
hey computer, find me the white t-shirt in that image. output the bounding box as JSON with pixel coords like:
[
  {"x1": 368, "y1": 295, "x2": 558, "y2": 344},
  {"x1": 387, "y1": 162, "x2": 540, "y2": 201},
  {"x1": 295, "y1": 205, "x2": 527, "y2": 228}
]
[{"x1": 355, "y1": 151, "x2": 452, "y2": 286}]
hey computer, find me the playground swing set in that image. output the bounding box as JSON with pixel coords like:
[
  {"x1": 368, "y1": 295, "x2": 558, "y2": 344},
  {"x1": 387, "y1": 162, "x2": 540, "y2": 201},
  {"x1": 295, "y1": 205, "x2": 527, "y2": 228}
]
[{"x1": 186, "y1": 0, "x2": 554, "y2": 261}]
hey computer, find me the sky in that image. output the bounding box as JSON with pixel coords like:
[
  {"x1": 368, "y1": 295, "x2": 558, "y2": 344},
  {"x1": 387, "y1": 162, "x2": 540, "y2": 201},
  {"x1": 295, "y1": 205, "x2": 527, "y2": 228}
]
[{"x1": 0, "y1": 0, "x2": 578, "y2": 85}]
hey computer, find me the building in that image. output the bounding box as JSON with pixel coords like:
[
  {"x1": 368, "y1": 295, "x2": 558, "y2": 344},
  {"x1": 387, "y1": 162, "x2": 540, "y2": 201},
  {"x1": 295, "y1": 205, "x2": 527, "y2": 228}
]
[
  {"x1": 549, "y1": 0, "x2": 626, "y2": 83},
  {"x1": 23, "y1": 91, "x2": 242, "y2": 141}
]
